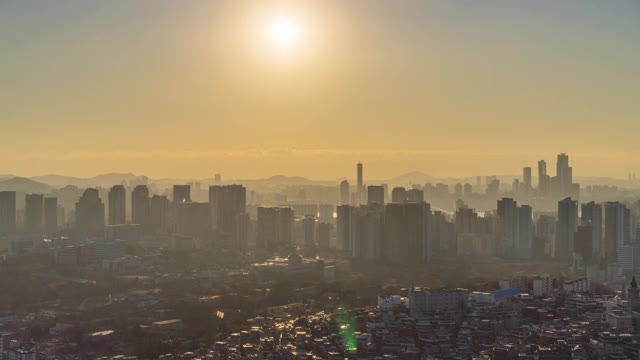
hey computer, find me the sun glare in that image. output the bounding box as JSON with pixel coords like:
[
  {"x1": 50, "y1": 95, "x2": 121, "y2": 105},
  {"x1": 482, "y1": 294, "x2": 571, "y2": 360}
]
[{"x1": 267, "y1": 16, "x2": 300, "y2": 50}]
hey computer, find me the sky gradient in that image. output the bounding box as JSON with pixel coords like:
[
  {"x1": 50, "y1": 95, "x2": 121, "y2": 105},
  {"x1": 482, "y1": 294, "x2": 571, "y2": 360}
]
[{"x1": 1, "y1": 0, "x2": 639, "y2": 179}]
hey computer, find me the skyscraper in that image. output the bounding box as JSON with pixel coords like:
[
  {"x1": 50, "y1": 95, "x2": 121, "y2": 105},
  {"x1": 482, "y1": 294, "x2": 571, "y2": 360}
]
[
  {"x1": 301, "y1": 215, "x2": 316, "y2": 257},
  {"x1": 150, "y1": 195, "x2": 171, "y2": 234},
  {"x1": 367, "y1": 185, "x2": 385, "y2": 205},
  {"x1": 75, "y1": 188, "x2": 105, "y2": 238},
  {"x1": 173, "y1": 185, "x2": 191, "y2": 204},
  {"x1": 44, "y1": 197, "x2": 58, "y2": 234},
  {"x1": 0, "y1": 191, "x2": 17, "y2": 236},
  {"x1": 317, "y1": 222, "x2": 332, "y2": 256},
  {"x1": 214, "y1": 173, "x2": 222, "y2": 185},
  {"x1": 357, "y1": 162, "x2": 363, "y2": 205},
  {"x1": 391, "y1": 187, "x2": 407, "y2": 203},
  {"x1": 131, "y1": 185, "x2": 151, "y2": 226},
  {"x1": 555, "y1": 153, "x2": 573, "y2": 198},
  {"x1": 337, "y1": 205, "x2": 356, "y2": 253},
  {"x1": 340, "y1": 180, "x2": 350, "y2": 205},
  {"x1": 538, "y1": 160, "x2": 550, "y2": 196},
  {"x1": 581, "y1": 201, "x2": 603, "y2": 262},
  {"x1": 25, "y1": 193, "x2": 44, "y2": 233},
  {"x1": 557, "y1": 197, "x2": 578, "y2": 261},
  {"x1": 522, "y1": 167, "x2": 532, "y2": 198},
  {"x1": 108, "y1": 185, "x2": 126, "y2": 225}
]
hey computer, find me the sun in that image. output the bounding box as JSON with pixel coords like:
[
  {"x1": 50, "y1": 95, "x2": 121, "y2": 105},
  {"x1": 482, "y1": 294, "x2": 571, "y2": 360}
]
[{"x1": 266, "y1": 16, "x2": 300, "y2": 50}]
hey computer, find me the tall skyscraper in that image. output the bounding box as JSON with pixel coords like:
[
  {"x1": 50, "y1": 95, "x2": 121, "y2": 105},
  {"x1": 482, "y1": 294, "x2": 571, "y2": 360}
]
[
  {"x1": 75, "y1": 188, "x2": 105, "y2": 238},
  {"x1": 209, "y1": 185, "x2": 247, "y2": 248},
  {"x1": 391, "y1": 187, "x2": 407, "y2": 203},
  {"x1": 604, "y1": 201, "x2": 628, "y2": 264},
  {"x1": 557, "y1": 197, "x2": 578, "y2": 261},
  {"x1": 337, "y1": 205, "x2": 356, "y2": 253},
  {"x1": 581, "y1": 201, "x2": 603, "y2": 262},
  {"x1": 340, "y1": 180, "x2": 350, "y2": 205},
  {"x1": 25, "y1": 193, "x2": 44, "y2": 233},
  {"x1": 522, "y1": 167, "x2": 532, "y2": 198},
  {"x1": 357, "y1": 162, "x2": 363, "y2": 205},
  {"x1": 497, "y1": 198, "x2": 532, "y2": 258},
  {"x1": 0, "y1": 191, "x2": 17, "y2": 236},
  {"x1": 317, "y1": 222, "x2": 332, "y2": 256},
  {"x1": 44, "y1": 197, "x2": 58, "y2": 234},
  {"x1": 367, "y1": 185, "x2": 385, "y2": 205},
  {"x1": 538, "y1": 160, "x2": 550, "y2": 196},
  {"x1": 406, "y1": 189, "x2": 425, "y2": 202},
  {"x1": 108, "y1": 185, "x2": 126, "y2": 225},
  {"x1": 257, "y1": 207, "x2": 294, "y2": 250},
  {"x1": 555, "y1": 153, "x2": 573, "y2": 198},
  {"x1": 131, "y1": 185, "x2": 151, "y2": 226},
  {"x1": 351, "y1": 205, "x2": 384, "y2": 260},
  {"x1": 214, "y1": 173, "x2": 222, "y2": 185}
]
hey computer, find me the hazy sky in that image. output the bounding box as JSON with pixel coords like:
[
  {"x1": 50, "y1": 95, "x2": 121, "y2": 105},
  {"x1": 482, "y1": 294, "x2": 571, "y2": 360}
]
[{"x1": 1, "y1": 0, "x2": 639, "y2": 180}]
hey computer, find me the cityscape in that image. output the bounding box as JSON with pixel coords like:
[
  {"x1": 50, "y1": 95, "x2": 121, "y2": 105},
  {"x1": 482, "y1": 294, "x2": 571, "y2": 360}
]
[{"x1": 2, "y1": 1, "x2": 640, "y2": 360}]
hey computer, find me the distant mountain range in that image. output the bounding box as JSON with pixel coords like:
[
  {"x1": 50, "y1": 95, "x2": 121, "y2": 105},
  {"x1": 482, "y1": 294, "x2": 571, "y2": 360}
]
[{"x1": 0, "y1": 171, "x2": 635, "y2": 195}]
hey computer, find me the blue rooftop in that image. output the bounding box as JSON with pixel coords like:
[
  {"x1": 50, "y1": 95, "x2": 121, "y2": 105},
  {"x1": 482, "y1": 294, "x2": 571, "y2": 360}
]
[{"x1": 490, "y1": 288, "x2": 521, "y2": 299}]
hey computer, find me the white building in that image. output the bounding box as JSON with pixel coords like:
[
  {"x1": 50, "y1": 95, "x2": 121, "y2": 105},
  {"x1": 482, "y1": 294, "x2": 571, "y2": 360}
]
[
  {"x1": 533, "y1": 275, "x2": 553, "y2": 297},
  {"x1": 563, "y1": 278, "x2": 591, "y2": 294}
]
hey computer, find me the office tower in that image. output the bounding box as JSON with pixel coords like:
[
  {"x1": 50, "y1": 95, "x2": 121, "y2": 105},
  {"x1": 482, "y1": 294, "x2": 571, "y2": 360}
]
[
  {"x1": 150, "y1": 195, "x2": 171, "y2": 234},
  {"x1": 75, "y1": 188, "x2": 105, "y2": 238},
  {"x1": 357, "y1": 162, "x2": 363, "y2": 205},
  {"x1": 574, "y1": 225, "x2": 593, "y2": 264},
  {"x1": 44, "y1": 197, "x2": 58, "y2": 234},
  {"x1": 340, "y1": 180, "x2": 350, "y2": 205},
  {"x1": 0, "y1": 191, "x2": 17, "y2": 236},
  {"x1": 176, "y1": 202, "x2": 212, "y2": 239},
  {"x1": 214, "y1": 174, "x2": 222, "y2": 185},
  {"x1": 391, "y1": 187, "x2": 407, "y2": 203},
  {"x1": 522, "y1": 167, "x2": 532, "y2": 198},
  {"x1": 317, "y1": 222, "x2": 332, "y2": 255},
  {"x1": 337, "y1": 205, "x2": 356, "y2": 253},
  {"x1": 604, "y1": 202, "x2": 627, "y2": 264},
  {"x1": 131, "y1": 185, "x2": 151, "y2": 226},
  {"x1": 581, "y1": 201, "x2": 603, "y2": 262},
  {"x1": 538, "y1": 160, "x2": 550, "y2": 196},
  {"x1": 557, "y1": 197, "x2": 578, "y2": 261},
  {"x1": 257, "y1": 207, "x2": 294, "y2": 250},
  {"x1": 383, "y1": 201, "x2": 431, "y2": 265},
  {"x1": 367, "y1": 185, "x2": 385, "y2": 205},
  {"x1": 302, "y1": 215, "x2": 316, "y2": 257},
  {"x1": 25, "y1": 193, "x2": 44, "y2": 233},
  {"x1": 463, "y1": 184, "x2": 472, "y2": 197},
  {"x1": 173, "y1": 185, "x2": 191, "y2": 204},
  {"x1": 209, "y1": 185, "x2": 247, "y2": 248},
  {"x1": 108, "y1": 185, "x2": 126, "y2": 225}
]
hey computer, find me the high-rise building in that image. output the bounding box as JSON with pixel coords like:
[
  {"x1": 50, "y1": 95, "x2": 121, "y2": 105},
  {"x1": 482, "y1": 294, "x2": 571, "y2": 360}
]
[
  {"x1": 357, "y1": 162, "x2": 363, "y2": 205},
  {"x1": 44, "y1": 197, "x2": 58, "y2": 234},
  {"x1": 391, "y1": 187, "x2": 407, "y2": 203},
  {"x1": 209, "y1": 185, "x2": 247, "y2": 248},
  {"x1": 538, "y1": 160, "x2": 550, "y2": 196},
  {"x1": 176, "y1": 202, "x2": 212, "y2": 240},
  {"x1": 317, "y1": 222, "x2": 332, "y2": 256},
  {"x1": 367, "y1": 185, "x2": 385, "y2": 205},
  {"x1": 214, "y1": 173, "x2": 222, "y2": 185},
  {"x1": 0, "y1": 191, "x2": 17, "y2": 236},
  {"x1": 75, "y1": 188, "x2": 105, "y2": 238},
  {"x1": 340, "y1": 180, "x2": 350, "y2": 205},
  {"x1": 522, "y1": 167, "x2": 532, "y2": 198},
  {"x1": 406, "y1": 189, "x2": 425, "y2": 202},
  {"x1": 25, "y1": 194, "x2": 44, "y2": 233},
  {"x1": 150, "y1": 195, "x2": 171, "y2": 234},
  {"x1": 108, "y1": 185, "x2": 126, "y2": 225},
  {"x1": 431, "y1": 211, "x2": 455, "y2": 255},
  {"x1": 383, "y1": 201, "x2": 431, "y2": 265},
  {"x1": 257, "y1": 207, "x2": 294, "y2": 250},
  {"x1": 497, "y1": 198, "x2": 532, "y2": 259},
  {"x1": 173, "y1": 185, "x2": 191, "y2": 204},
  {"x1": 557, "y1": 197, "x2": 578, "y2": 261},
  {"x1": 604, "y1": 201, "x2": 628, "y2": 265},
  {"x1": 351, "y1": 205, "x2": 384, "y2": 260},
  {"x1": 337, "y1": 205, "x2": 356, "y2": 253},
  {"x1": 463, "y1": 183, "x2": 472, "y2": 197},
  {"x1": 131, "y1": 185, "x2": 151, "y2": 226},
  {"x1": 574, "y1": 225, "x2": 593, "y2": 264},
  {"x1": 581, "y1": 201, "x2": 603, "y2": 262},
  {"x1": 302, "y1": 215, "x2": 316, "y2": 257}
]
